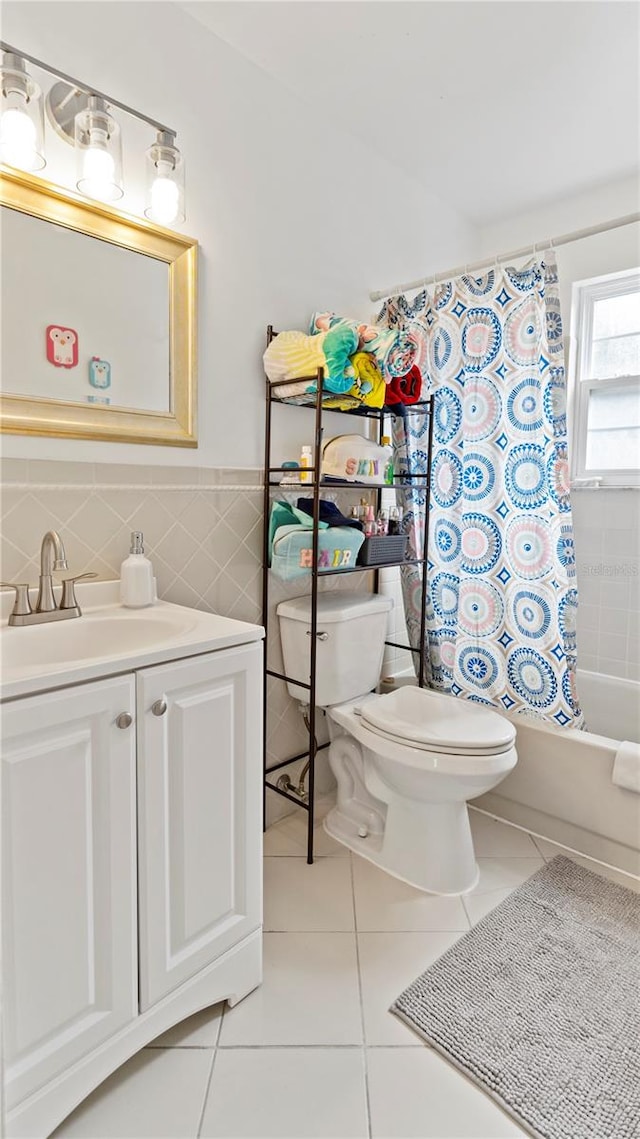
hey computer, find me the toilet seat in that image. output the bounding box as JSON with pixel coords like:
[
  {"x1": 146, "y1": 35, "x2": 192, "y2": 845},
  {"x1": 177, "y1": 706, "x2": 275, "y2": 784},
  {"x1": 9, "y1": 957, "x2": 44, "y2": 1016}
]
[{"x1": 359, "y1": 686, "x2": 516, "y2": 757}]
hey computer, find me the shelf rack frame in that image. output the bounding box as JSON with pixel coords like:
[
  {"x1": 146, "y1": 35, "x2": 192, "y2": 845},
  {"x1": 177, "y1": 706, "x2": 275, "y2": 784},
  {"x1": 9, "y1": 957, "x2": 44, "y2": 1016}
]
[{"x1": 262, "y1": 326, "x2": 434, "y2": 862}]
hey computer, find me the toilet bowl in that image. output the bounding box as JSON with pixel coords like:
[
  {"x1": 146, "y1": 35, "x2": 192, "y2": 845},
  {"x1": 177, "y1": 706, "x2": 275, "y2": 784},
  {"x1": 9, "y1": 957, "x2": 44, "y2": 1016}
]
[{"x1": 276, "y1": 591, "x2": 517, "y2": 896}]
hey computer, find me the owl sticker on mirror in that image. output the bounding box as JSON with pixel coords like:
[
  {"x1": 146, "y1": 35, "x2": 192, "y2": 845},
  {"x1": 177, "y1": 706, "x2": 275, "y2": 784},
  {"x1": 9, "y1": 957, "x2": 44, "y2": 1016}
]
[
  {"x1": 46, "y1": 325, "x2": 78, "y2": 368},
  {"x1": 89, "y1": 356, "x2": 111, "y2": 389}
]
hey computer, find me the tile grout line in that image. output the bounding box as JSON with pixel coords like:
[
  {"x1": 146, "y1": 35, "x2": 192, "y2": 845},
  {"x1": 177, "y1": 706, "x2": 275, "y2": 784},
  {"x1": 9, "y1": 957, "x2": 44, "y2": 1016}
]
[
  {"x1": 3, "y1": 482, "x2": 263, "y2": 492},
  {"x1": 471, "y1": 806, "x2": 640, "y2": 882},
  {"x1": 459, "y1": 893, "x2": 473, "y2": 930},
  {"x1": 196, "y1": 1033, "x2": 220, "y2": 1138},
  {"x1": 350, "y1": 853, "x2": 373, "y2": 1139}
]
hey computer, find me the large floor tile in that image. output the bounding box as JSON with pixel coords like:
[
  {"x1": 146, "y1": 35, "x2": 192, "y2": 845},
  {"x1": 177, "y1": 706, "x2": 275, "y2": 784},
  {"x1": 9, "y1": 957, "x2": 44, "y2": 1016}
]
[
  {"x1": 358, "y1": 931, "x2": 463, "y2": 1045},
  {"x1": 200, "y1": 1048, "x2": 368, "y2": 1138},
  {"x1": 463, "y1": 887, "x2": 515, "y2": 926},
  {"x1": 472, "y1": 856, "x2": 544, "y2": 895},
  {"x1": 146, "y1": 1003, "x2": 223, "y2": 1048},
  {"x1": 469, "y1": 809, "x2": 540, "y2": 857},
  {"x1": 52, "y1": 1047, "x2": 213, "y2": 1138},
  {"x1": 532, "y1": 837, "x2": 640, "y2": 892},
  {"x1": 264, "y1": 856, "x2": 355, "y2": 930},
  {"x1": 353, "y1": 855, "x2": 469, "y2": 932},
  {"x1": 219, "y1": 932, "x2": 362, "y2": 1046},
  {"x1": 366, "y1": 1048, "x2": 527, "y2": 1138},
  {"x1": 460, "y1": 857, "x2": 544, "y2": 926},
  {"x1": 264, "y1": 809, "x2": 348, "y2": 857}
]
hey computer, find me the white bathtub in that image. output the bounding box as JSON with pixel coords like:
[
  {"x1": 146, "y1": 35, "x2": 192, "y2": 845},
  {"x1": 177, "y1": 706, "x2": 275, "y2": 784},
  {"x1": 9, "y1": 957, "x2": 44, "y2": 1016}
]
[{"x1": 478, "y1": 668, "x2": 640, "y2": 876}]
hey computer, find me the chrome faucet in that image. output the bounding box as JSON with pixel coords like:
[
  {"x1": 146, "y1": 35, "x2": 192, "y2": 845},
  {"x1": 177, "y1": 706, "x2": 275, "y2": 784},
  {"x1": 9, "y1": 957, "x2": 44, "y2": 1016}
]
[
  {"x1": 1, "y1": 530, "x2": 96, "y2": 626},
  {"x1": 36, "y1": 530, "x2": 68, "y2": 613}
]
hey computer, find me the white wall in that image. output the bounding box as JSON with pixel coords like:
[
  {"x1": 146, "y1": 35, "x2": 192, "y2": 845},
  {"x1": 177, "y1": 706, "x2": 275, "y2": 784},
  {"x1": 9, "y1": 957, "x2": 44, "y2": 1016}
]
[
  {"x1": 479, "y1": 181, "x2": 640, "y2": 683},
  {"x1": 1, "y1": 0, "x2": 476, "y2": 468}
]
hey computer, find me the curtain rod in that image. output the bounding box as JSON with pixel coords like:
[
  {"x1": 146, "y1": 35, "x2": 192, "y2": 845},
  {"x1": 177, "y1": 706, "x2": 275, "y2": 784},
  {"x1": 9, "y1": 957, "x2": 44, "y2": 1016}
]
[{"x1": 369, "y1": 211, "x2": 640, "y2": 303}]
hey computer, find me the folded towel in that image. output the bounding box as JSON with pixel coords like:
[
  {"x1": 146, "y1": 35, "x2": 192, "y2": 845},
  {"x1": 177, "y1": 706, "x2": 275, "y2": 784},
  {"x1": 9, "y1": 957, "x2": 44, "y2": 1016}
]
[
  {"x1": 612, "y1": 740, "x2": 640, "y2": 793},
  {"x1": 384, "y1": 365, "x2": 423, "y2": 405},
  {"x1": 309, "y1": 312, "x2": 419, "y2": 381},
  {"x1": 263, "y1": 324, "x2": 358, "y2": 394}
]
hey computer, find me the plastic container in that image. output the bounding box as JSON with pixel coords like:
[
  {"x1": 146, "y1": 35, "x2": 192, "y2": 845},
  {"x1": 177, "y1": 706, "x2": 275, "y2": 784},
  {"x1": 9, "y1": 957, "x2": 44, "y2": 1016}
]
[
  {"x1": 388, "y1": 506, "x2": 402, "y2": 535},
  {"x1": 381, "y1": 435, "x2": 394, "y2": 485},
  {"x1": 120, "y1": 531, "x2": 155, "y2": 608},
  {"x1": 356, "y1": 533, "x2": 409, "y2": 566},
  {"x1": 299, "y1": 445, "x2": 313, "y2": 484}
]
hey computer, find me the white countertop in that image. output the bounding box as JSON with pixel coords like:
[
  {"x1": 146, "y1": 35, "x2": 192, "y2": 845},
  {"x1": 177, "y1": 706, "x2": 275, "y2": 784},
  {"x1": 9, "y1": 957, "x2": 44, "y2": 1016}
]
[{"x1": 0, "y1": 581, "x2": 264, "y2": 701}]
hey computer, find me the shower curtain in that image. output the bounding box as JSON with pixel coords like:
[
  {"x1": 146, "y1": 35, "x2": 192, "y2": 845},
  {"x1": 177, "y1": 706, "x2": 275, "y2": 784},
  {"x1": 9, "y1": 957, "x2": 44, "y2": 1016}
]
[{"x1": 379, "y1": 259, "x2": 583, "y2": 727}]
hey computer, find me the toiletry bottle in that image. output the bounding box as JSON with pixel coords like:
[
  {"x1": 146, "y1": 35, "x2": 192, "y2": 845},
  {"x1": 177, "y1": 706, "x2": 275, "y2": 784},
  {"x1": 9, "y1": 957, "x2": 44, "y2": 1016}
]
[
  {"x1": 376, "y1": 508, "x2": 389, "y2": 536},
  {"x1": 120, "y1": 531, "x2": 155, "y2": 608},
  {"x1": 299, "y1": 445, "x2": 313, "y2": 484},
  {"x1": 358, "y1": 497, "x2": 368, "y2": 521},
  {"x1": 364, "y1": 505, "x2": 376, "y2": 538},
  {"x1": 381, "y1": 435, "x2": 394, "y2": 486},
  {"x1": 388, "y1": 506, "x2": 401, "y2": 536}
]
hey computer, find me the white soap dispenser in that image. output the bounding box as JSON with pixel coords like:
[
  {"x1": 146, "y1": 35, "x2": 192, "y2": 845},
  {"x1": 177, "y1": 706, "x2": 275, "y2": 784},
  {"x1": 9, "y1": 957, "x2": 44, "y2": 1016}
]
[{"x1": 120, "y1": 531, "x2": 155, "y2": 608}]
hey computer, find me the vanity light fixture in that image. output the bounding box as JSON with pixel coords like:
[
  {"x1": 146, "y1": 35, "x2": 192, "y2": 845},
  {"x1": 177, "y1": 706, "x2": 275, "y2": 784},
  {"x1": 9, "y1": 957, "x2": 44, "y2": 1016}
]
[
  {"x1": 0, "y1": 52, "x2": 46, "y2": 172},
  {"x1": 75, "y1": 95, "x2": 123, "y2": 202},
  {"x1": 0, "y1": 40, "x2": 186, "y2": 224},
  {"x1": 145, "y1": 130, "x2": 185, "y2": 226}
]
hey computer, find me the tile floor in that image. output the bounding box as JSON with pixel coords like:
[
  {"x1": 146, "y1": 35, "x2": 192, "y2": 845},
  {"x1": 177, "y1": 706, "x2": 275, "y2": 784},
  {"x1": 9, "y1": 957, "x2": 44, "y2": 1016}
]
[{"x1": 53, "y1": 805, "x2": 639, "y2": 1139}]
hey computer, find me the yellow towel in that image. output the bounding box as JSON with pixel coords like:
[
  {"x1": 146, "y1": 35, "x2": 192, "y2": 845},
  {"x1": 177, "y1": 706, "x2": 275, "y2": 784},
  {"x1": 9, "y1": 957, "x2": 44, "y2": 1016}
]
[
  {"x1": 264, "y1": 330, "x2": 327, "y2": 384},
  {"x1": 320, "y1": 352, "x2": 385, "y2": 410},
  {"x1": 350, "y1": 352, "x2": 386, "y2": 408}
]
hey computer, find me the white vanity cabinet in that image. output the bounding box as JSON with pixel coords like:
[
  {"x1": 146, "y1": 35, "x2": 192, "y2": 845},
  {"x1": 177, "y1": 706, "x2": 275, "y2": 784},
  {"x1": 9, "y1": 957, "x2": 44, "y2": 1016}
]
[
  {"x1": 2, "y1": 675, "x2": 138, "y2": 1112},
  {"x1": 136, "y1": 644, "x2": 263, "y2": 1009},
  {"x1": 2, "y1": 632, "x2": 263, "y2": 1139}
]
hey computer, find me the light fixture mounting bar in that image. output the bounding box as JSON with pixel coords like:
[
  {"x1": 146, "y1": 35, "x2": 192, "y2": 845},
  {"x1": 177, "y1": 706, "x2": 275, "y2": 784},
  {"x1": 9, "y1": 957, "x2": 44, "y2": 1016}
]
[{"x1": 0, "y1": 40, "x2": 175, "y2": 137}]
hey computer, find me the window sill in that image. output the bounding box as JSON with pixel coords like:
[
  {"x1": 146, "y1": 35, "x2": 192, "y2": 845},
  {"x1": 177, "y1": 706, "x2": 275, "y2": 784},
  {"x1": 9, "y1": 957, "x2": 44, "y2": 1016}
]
[{"x1": 571, "y1": 482, "x2": 640, "y2": 491}]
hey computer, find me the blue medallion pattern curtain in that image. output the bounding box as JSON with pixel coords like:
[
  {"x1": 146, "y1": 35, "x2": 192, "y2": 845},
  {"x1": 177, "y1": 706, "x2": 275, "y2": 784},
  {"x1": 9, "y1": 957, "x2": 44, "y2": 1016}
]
[{"x1": 379, "y1": 259, "x2": 583, "y2": 728}]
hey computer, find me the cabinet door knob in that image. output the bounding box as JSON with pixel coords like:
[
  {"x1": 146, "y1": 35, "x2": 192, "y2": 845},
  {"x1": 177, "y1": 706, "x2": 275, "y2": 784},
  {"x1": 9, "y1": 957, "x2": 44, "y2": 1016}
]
[
  {"x1": 151, "y1": 699, "x2": 167, "y2": 717},
  {"x1": 116, "y1": 712, "x2": 133, "y2": 729}
]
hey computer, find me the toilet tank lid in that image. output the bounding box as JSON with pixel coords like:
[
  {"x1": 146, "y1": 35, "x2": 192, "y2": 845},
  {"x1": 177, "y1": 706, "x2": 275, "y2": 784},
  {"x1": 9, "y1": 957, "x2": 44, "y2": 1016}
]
[{"x1": 277, "y1": 590, "x2": 393, "y2": 624}]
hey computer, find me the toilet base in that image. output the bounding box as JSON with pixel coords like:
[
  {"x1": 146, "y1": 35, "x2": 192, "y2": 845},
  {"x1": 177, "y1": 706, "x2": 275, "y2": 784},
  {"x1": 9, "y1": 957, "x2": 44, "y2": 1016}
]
[{"x1": 323, "y1": 799, "x2": 480, "y2": 897}]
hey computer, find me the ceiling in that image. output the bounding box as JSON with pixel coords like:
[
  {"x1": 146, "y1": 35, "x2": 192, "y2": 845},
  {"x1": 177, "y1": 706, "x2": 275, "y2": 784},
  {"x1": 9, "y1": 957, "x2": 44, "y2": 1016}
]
[{"x1": 183, "y1": 0, "x2": 639, "y2": 226}]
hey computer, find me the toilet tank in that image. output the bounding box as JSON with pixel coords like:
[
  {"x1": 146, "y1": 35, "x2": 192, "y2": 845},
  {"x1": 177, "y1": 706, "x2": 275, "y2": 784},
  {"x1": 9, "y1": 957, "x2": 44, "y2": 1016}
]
[{"x1": 276, "y1": 591, "x2": 393, "y2": 707}]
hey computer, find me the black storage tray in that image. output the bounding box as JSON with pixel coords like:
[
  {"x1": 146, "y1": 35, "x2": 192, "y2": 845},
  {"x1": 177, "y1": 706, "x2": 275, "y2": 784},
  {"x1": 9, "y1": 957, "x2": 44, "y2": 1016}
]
[{"x1": 357, "y1": 534, "x2": 409, "y2": 566}]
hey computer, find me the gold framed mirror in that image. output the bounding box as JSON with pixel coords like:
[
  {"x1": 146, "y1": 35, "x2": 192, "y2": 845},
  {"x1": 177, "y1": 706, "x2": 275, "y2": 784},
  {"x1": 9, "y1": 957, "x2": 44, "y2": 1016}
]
[{"x1": 0, "y1": 167, "x2": 197, "y2": 446}]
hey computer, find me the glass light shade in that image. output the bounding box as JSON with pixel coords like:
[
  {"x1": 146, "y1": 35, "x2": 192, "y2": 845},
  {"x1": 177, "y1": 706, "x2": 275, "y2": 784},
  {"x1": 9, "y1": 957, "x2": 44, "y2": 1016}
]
[
  {"x1": 0, "y1": 57, "x2": 45, "y2": 172},
  {"x1": 145, "y1": 133, "x2": 185, "y2": 226},
  {"x1": 75, "y1": 99, "x2": 123, "y2": 202}
]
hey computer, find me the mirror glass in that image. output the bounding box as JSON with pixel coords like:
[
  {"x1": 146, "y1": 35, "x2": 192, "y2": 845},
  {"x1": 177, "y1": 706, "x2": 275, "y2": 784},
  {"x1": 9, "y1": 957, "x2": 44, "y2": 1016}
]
[{"x1": 1, "y1": 206, "x2": 170, "y2": 413}]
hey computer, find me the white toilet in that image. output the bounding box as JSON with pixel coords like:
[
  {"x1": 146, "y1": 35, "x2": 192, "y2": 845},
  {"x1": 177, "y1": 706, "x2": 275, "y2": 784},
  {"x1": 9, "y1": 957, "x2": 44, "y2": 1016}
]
[{"x1": 277, "y1": 591, "x2": 517, "y2": 896}]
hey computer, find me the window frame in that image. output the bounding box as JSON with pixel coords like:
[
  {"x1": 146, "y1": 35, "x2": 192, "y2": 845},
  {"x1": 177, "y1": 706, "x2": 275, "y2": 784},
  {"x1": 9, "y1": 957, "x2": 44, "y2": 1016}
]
[{"x1": 571, "y1": 268, "x2": 640, "y2": 488}]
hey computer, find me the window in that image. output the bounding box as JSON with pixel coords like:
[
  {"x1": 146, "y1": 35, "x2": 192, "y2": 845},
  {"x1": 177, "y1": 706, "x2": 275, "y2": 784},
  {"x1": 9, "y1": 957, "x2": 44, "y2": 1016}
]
[{"x1": 571, "y1": 269, "x2": 640, "y2": 486}]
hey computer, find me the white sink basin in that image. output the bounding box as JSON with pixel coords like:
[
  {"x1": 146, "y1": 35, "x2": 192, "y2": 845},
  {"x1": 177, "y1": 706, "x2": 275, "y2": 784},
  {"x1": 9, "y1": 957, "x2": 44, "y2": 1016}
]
[
  {"x1": 2, "y1": 609, "x2": 200, "y2": 670},
  {"x1": 0, "y1": 582, "x2": 264, "y2": 700}
]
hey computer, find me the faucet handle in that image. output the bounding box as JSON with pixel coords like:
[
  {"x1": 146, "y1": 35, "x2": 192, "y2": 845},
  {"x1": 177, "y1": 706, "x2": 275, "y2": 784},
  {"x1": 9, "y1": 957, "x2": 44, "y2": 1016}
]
[
  {"x1": 60, "y1": 572, "x2": 98, "y2": 611},
  {"x1": 0, "y1": 582, "x2": 33, "y2": 617}
]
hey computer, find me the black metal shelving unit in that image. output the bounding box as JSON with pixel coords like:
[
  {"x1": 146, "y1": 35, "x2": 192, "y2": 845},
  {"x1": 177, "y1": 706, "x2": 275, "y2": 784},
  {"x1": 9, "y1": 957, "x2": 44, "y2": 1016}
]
[{"x1": 262, "y1": 325, "x2": 434, "y2": 863}]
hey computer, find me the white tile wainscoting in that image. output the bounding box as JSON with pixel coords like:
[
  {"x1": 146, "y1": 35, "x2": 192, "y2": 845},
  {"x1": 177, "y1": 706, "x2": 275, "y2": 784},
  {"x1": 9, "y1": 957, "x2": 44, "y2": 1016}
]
[
  {"x1": 572, "y1": 488, "x2": 640, "y2": 681},
  {"x1": 0, "y1": 459, "x2": 370, "y2": 824},
  {"x1": 48, "y1": 803, "x2": 639, "y2": 1139}
]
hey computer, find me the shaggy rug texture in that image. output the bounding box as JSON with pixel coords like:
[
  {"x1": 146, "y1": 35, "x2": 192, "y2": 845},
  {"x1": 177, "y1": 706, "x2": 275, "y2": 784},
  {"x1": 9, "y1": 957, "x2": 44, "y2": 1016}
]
[{"x1": 392, "y1": 856, "x2": 640, "y2": 1139}]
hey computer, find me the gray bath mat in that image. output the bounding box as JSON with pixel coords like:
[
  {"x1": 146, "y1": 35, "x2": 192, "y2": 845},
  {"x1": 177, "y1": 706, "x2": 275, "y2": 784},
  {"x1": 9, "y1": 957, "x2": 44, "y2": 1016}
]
[{"x1": 391, "y1": 856, "x2": 640, "y2": 1139}]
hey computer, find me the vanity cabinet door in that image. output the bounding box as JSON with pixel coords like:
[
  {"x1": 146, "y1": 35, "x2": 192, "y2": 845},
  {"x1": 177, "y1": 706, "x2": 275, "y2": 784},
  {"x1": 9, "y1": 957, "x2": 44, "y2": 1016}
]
[
  {"x1": 2, "y1": 675, "x2": 138, "y2": 1111},
  {"x1": 136, "y1": 642, "x2": 262, "y2": 1010}
]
